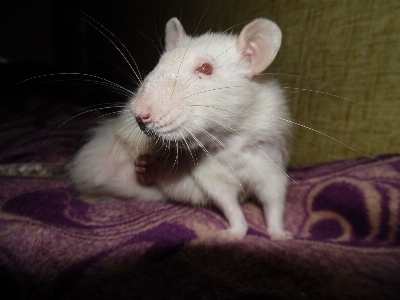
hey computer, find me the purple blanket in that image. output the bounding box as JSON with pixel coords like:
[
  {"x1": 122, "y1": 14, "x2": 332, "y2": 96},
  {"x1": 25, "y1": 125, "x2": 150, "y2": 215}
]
[{"x1": 1, "y1": 97, "x2": 399, "y2": 299}]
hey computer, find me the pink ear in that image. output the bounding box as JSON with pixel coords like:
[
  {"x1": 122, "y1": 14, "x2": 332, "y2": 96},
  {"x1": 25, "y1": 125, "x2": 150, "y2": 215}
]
[
  {"x1": 165, "y1": 18, "x2": 188, "y2": 51},
  {"x1": 237, "y1": 19, "x2": 282, "y2": 79}
]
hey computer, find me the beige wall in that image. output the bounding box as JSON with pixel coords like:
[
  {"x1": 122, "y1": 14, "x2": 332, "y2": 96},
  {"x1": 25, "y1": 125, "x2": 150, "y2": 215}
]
[{"x1": 152, "y1": 0, "x2": 400, "y2": 166}]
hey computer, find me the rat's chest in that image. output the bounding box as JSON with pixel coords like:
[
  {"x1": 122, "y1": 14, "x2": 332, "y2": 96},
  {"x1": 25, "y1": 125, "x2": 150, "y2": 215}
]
[{"x1": 154, "y1": 145, "x2": 254, "y2": 203}]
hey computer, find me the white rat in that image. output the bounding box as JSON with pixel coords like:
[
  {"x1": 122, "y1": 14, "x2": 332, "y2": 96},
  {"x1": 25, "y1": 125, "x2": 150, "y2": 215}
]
[{"x1": 70, "y1": 17, "x2": 292, "y2": 240}]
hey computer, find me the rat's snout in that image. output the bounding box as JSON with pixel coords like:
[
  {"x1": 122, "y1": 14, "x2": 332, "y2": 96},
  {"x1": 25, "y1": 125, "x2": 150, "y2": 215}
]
[
  {"x1": 131, "y1": 102, "x2": 154, "y2": 133},
  {"x1": 130, "y1": 87, "x2": 158, "y2": 134},
  {"x1": 135, "y1": 111, "x2": 151, "y2": 132},
  {"x1": 135, "y1": 112, "x2": 151, "y2": 125}
]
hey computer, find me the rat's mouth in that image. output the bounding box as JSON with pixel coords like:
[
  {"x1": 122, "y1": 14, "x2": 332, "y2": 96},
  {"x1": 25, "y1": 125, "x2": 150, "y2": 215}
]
[
  {"x1": 137, "y1": 122, "x2": 157, "y2": 137},
  {"x1": 136, "y1": 120, "x2": 203, "y2": 150},
  {"x1": 136, "y1": 120, "x2": 147, "y2": 132},
  {"x1": 137, "y1": 121, "x2": 180, "y2": 141}
]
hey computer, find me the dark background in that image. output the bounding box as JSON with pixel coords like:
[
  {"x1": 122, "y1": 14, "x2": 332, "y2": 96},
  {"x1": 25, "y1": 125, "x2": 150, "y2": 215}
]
[{"x1": 0, "y1": 0, "x2": 187, "y2": 105}]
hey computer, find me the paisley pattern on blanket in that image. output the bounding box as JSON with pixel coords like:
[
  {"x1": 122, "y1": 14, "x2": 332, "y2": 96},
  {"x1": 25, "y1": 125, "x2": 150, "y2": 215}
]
[
  {"x1": 0, "y1": 99, "x2": 399, "y2": 299},
  {"x1": 288, "y1": 155, "x2": 400, "y2": 245}
]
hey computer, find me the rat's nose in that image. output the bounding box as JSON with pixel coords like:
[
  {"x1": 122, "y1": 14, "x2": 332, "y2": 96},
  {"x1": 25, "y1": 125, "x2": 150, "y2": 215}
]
[
  {"x1": 131, "y1": 99, "x2": 153, "y2": 131},
  {"x1": 135, "y1": 112, "x2": 151, "y2": 125},
  {"x1": 135, "y1": 111, "x2": 152, "y2": 132}
]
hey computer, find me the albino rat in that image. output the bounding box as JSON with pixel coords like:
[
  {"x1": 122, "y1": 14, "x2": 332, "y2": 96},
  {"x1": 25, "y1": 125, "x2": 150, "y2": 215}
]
[{"x1": 70, "y1": 17, "x2": 292, "y2": 240}]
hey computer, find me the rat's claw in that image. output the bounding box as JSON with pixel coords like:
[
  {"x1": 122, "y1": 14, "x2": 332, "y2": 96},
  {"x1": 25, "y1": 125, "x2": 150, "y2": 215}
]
[{"x1": 134, "y1": 155, "x2": 157, "y2": 184}]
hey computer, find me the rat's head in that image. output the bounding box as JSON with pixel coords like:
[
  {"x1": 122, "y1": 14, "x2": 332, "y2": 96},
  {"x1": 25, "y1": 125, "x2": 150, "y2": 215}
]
[{"x1": 130, "y1": 17, "x2": 281, "y2": 148}]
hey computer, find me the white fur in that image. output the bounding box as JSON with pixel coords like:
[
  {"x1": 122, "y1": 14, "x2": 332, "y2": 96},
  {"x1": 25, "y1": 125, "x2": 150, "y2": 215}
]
[
  {"x1": 70, "y1": 119, "x2": 167, "y2": 202},
  {"x1": 71, "y1": 18, "x2": 292, "y2": 240}
]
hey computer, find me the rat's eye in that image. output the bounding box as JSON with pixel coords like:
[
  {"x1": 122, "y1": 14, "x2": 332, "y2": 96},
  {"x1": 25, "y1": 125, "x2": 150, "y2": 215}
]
[{"x1": 195, "y1": 63, "x2": 213, "y2": 77}]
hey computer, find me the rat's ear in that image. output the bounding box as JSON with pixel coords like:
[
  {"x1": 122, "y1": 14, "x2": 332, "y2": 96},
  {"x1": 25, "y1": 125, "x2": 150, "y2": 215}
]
[
  {"x1": 165, "y1": 18, "x2": 188, "y2": 51},
  {"x1": 237, "y1": 18, "x2": 282, "y2": 79}
]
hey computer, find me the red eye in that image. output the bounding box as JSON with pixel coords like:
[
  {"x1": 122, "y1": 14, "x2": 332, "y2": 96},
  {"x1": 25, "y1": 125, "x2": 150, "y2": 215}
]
[{"x1": 195, "y1": 63, "x2": 213, "y2": 76}]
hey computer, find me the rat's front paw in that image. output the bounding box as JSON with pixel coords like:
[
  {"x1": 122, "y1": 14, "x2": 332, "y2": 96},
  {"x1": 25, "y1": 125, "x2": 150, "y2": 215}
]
[{"x1": 134, "y1": 155, "x2": 157, "y2": 184}]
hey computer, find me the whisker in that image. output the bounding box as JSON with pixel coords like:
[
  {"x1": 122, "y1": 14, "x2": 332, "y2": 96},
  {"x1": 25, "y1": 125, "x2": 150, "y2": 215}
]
[
  {"x1": 68, "y1": 109, "x2": 127, "y2": 157},
  {"x1": 18, "y1": 73, "x2": 134, "y2": 96},
  {"x1": 169, "y1": 0, "x2": 212, "y2": 101},
  {"x1": 180, "y1": 73, "x2": 200, "y2": 92},
  {"x1": 272, "y1": 116, "x2": 378, "y2": 160},
  {"x1": 179, "y1": 130, "x2": 197, "y2": 166},
  {"x1": 95, "y1": 55, "x2": 141, "y2": 84},
  {"x1": 191, "y1": 0, "x2": 213, "y2": 38},
  {"x1": 256, "y1": 72, "x2": 325, "y2": 83},
  {"x1": 184, "y1": 108, "x2": 294, "y2": 183},
  {"x1": 196, "y1": 126, "x2": 248, "y2": 198},
  {"x1": 64, "y1": 84, "x2": 133, "y2": 99},
  {"x1": 283, "y1": 86, "x2": 361, "y2": 104},
  {"x1": 45, "y1": 106, "x2": 130, "y2": 146},
  {"x1": 187, "y1": 89, "x2": 371, "y2": 160},
  {"x1": 212, "y1": 11, "x2": 308, "y2": 64},
  {"x1": 134, "y1": 28, "x2": 162, "y2": 56},
  {"x1": 185, "y1": 127, "x2": 238, "y2": 199},
  {"x1": 110, "y1": 121, "x2": 143, "y2": 177},
  {"x1": 165, "y1": 140, "x2": 180, "y2": 177},
  {"x1": 151, "y1": 3, "x2": 165, "y2": 53},
  {"x1": 201, "y1": 127, "x2": 250, "y2": 177},
  {"x1": 74, "y1": 9, "x2": 143, "y2": 83},
  {"x1": 181, "y1": 86, "x2": 244, "y2": 100},
  {"x1": 79, "y1": 110, "x2": 122, "y2": 131},
  {"x1": 220, "y1": 20, "x2": 252, "y2": 35}
]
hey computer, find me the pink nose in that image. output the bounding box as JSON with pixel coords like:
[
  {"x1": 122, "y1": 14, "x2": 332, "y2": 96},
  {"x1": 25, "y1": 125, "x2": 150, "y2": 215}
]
[{"x1": 135, "y1": 112, "x2": 151, "y2": 125}]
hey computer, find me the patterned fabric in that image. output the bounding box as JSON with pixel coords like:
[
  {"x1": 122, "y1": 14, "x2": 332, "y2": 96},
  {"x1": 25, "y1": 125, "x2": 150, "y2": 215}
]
[{"x1": 1, "y1": 97, "x2": 399, "y2": 299}]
